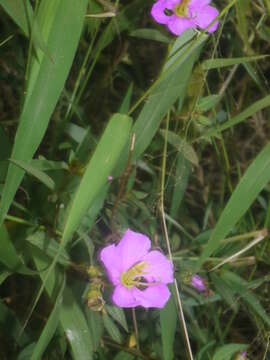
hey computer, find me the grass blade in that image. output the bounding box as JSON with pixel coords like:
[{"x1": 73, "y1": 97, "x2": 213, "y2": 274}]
[
  {"x1": 0, "y1": 0, "x2": 88, "y2": 226},
  {"x1": 61, "y1": 114, "x2": 132, "y2": 245},
  {"x1": 198, "y1": 142, "x2": 270, "y2": 266},
  {"x1": 132, "y1": 30, "x2": 206, "y2": 159}
]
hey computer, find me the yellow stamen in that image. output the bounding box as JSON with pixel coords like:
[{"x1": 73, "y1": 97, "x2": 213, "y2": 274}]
[
  {"x1": 175, "y1": 0, "x2": 190, "y2": 17},
  {"x1": 121, "y1": 261, "x2": 148, "y2": 289}
]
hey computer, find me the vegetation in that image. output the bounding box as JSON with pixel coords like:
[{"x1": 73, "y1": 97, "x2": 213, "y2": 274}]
[{"x1": 0, "y1": 0, "x2": 270, "y2": 359}]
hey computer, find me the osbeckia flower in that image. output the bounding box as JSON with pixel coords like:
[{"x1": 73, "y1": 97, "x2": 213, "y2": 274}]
[
  {"x1": 191, "y1": 274, "x2": 207, "y2": 292},
  {"x1": 151, "y1": 0, "x2": 219, "y2": 36},
  {"x1": 100, "y1": 229, "x2": 174, "y2": 308}
]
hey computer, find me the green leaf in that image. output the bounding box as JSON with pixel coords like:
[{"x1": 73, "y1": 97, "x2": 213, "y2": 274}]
[
  {"x1": 169, "y1": 152, "x2": 190, "y2": 223},
  {"x1": 0, "y1": 301, "x2": 30, "y2": 347},
  {"x1": 221, "y1": 271, "x2": 270, "y2": 327},
  {"x1": 202, "y1": 55, "x2": 268, "y2": 70},
  {"x1": 30, "y1": 277, "x2": 65, "y2": 360},
  {"x1": 210, "y1": 273, "x2": 238, "y2": 312},
  {"x1": 0, "y1": 0, "x2": 88, "y2": 226},
  {"x1": 61, "y1": 113, "x2": 132, "y2": 246},
  {"x1": 32, "y1": 248, "x2": 94, "y2": 359},
  {"x1": 26, "y1": 231, "x2": 70, "y2": 267},
  {"x1": 130, "y1": 29, "x2": 170, "y2": 43},
  {"x1": 0, "y1": 0, "x2": 52, "y2": 59},
  {"x1": 212, "y1": 343, "x2": 248, "y2": 360},
  {"x1": 0, "y1": 226, "x2": 35, "y2": 275},
  {"x1": 160, "y1": 130, "x2": 199, "y2": 166},
  {"x1": 86, "y1": 310, "x2": 103, "y2": 351},
  {"x1": 199, "y1": 142, "x2": 270, "y2": 266},
  {"x1": 10, "y1": 159, "x2": 55, "y2": 190},
  {"x1": 160, "y1": 290, "x2": 177, "y2": 360},
  {"x1": 0, "y1": 0, "x2": 33, "y2": 35},
  {"x1": 105, "y1": 305, "x2": 128, "y2": 332},
  {"x1": 119, "y1": 83, "x2": 133, "y2": 114},
  {"x1": 103, "y1": 313, "x2": 122, "y2": 344},
  {"x1": 113, "y1": 351, "x2": 135, "y2": 360},
  {"x1": 132, "y1": 30, "x2": 206, "y2": 159},
  {"x1": 196, "y1": 94, "x2": 221, "y2": 112},
  {"x1": 204, "y1": 95, "x2": 270, "y2": 137}
]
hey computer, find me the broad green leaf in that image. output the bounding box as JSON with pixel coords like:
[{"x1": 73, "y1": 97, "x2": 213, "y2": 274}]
[
  {"x1": 204, "y1": 95, "x2": 270, "y2": 137},
  {"x1": 10, "y1": 159, "x2": 55, "y2": 190},
  {"x1": 132, "y1": 30, "x2": 206, "y2": 159},
  {"x1": 198, "y1": 142, "x2": 270, "y2": 266},
  {"x1": 160, "y1": 292, "x2": 177, "y2": 360},
  {"x1": 202, "y1": 55, "x2": 268, "y2": 70},
  {"x1": 213, "y1": 343, "x2": 248, "y2": 360},
  {"x1": 61, "y1": 114, "x2": 132, "y2": 245},
  {"x1": 61, "y1": 287, "x2": 94, "y2": 360},
  {"x1": 0, "y1": 0, "x2": 88, "y2": 227}
]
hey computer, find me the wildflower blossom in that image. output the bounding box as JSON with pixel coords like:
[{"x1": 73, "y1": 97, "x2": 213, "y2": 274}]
[
  {"x1": 107, "y1": 175, "x2": 113, "y2": 182},
  {"x1": 191, "y1": 274, "x2": 207, "y2": 292},
  {"x1": 151, "y1": 0, "x2": 219, "y2": 36},
  {"x1": 100, "y1": 229, "x2": 174, "y2": 308}
]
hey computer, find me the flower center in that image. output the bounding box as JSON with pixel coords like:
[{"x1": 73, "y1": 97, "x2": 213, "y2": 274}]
[
  {"x1": 174, "y1": 0, "x2": 190, "y2": 17},
  {"x1": 121, "y1": 261, "x2": 148, "y2": 289}
]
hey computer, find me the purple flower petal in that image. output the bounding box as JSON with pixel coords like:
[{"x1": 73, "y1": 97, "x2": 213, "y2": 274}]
[
  {"x1": 167, "y1": 15, "x2": 195, "y2": 35},
  {"x1": 100, "y1": 244, "x2": 121, "y2": 285},
  {"x1": 143, "y1": 250, "x2": 174, "y2": 284},
  {"x1": 151, "y1": 0, "x2": 171, "y2": 25},
  {"x1": 112, "y1": 285, "x2": 140, "y2": 307},
  {"x1": 132, "y1": 284, "x2": 171, "y2": 308},
  {"x1": 194, "y1": 5, "x2": 219, "y2": 33},
  {"x1": 189, "y1": 0, "x2": 211, "y2": 11},
  {"x1": 191, "y1": 274, "x2": 206, "y2": 292},
  {"x1": 116, "y1": 229, "x2": 151, "y2": 271}
]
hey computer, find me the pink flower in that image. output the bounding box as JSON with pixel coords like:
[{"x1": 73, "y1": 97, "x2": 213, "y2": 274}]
[
  {"x1": 100, "y1": 229, "x2": 174, "y2": 308},
  {"x1": 191, "y1": 274, "x2": 207, "y2": 292},
  {"x1": 151, "y1": 0, "x2": 219, "y2": 36}
]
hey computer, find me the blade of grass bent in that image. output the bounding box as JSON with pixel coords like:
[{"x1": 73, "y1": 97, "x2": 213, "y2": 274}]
[{"x1": 0, "y1": 0, "x2": 88, "y2": 227}]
